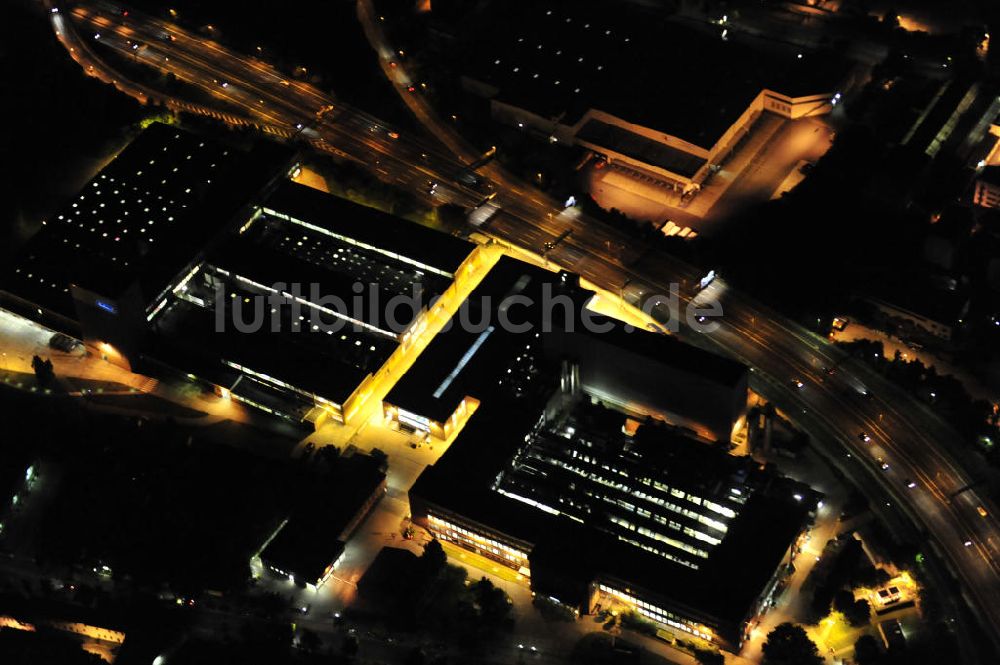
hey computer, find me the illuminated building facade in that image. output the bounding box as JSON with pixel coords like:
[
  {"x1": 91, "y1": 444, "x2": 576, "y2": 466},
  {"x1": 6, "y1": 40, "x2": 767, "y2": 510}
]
[
  {"x1": 974, "y1": 165, "x2": 1000, "y2": 208},
  {"x1": 1, "y1": 122, "x2": 500, "y2": 425},
  {"x1": 412, "y1": 396, "x2": 817, "y2": 651},
  {"x1": 146, "y1": 181, "x2": 491, "y2": 425}
]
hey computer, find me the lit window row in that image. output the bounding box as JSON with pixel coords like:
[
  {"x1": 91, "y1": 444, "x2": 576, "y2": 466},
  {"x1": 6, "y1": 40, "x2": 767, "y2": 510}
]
[
  {"x1": 427, "y1": 515, "x2": 529, "y2": 563},
  {"x1": 597, "y1": 584, "x2": 712, "y2": 641}
]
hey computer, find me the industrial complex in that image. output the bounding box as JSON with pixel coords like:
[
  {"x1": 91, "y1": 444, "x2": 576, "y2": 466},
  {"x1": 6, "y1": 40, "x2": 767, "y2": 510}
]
[
  {"x1": 399, "y1": 258, "x2": 818, "y2": 651},
  {"x1": 1, "y1": 123, "x2": 818, "y2": 652}
]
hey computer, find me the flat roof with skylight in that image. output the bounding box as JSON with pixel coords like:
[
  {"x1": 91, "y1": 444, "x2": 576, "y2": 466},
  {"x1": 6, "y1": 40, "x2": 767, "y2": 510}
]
[
  {"x1": 2, "y1": 122, "x2": 291, "y2": 320},
  {"x1": 149, "y1": 178, "x2": 477, "y2": 415}
]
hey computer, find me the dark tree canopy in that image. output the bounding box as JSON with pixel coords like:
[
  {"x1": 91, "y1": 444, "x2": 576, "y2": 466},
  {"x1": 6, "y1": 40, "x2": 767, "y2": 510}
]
[
  {"x1": 762, "y1": 623, "x2": 824, "y2": 665},
  {"x1": 854, "y1": 634, "x2": 883, "y2": 665}
]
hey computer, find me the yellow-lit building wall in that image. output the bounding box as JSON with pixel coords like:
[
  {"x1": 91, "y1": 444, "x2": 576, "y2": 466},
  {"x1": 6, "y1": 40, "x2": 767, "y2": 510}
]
[
  {"x1": 594, "y1": 582, "x2": 714, "y2": 643},
  {"x1": 382, "y1": 395, "x2": 481, "y2": 443},
  {"x1": 340, "y1": 242, "x2": 502, "y2": 425},
  {"x1": 426, "y1": 513, "x2": 531, "y2": 573}
]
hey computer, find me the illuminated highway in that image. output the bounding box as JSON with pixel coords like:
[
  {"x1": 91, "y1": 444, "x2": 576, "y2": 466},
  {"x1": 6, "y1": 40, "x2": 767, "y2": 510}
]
[{"x1": 49, "y1": 1, "x2": 1000, "y2": 654}]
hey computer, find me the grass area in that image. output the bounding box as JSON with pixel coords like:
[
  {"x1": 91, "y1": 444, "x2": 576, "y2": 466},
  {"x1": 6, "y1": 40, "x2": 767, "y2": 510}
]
[
  {"x1": 0, "y1": 370, "x2": 46, "y2": 393},
  {"x1": 83, "y1": 393, "x2": 207, "y2": 419},
  {"x1": 62, "y1": 377, "x2": 137, "y2": 394},
  {"x1": 570, "y1": 633, "x2": 647, "y2": 665}
]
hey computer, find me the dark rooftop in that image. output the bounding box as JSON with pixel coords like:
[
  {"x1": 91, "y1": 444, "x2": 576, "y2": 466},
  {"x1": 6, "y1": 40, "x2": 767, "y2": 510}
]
[
  {"x1": 2, "y1": 122, "x2": 292, "y2": 318},
  {"x1": 262, "y1": 181, "x2": 475, "y2": 278},
  {"x1": 460, "y1": 0, "x2": 848, "y2": 148},
  {"x1": 237, "y1": 210, "x2": 453, "y2": 301},
  {"x1": 979, "y1": 165, "x2": 1000, "y2": 187},
  {"x1": 388, "y1": 256, "x2": 746, "y2": 427},
  {"x1": 556, "y1": 320, "x2": 748, "y2": 388},
  {"x1": 869, "y1": 272, "x2": 969, "y2": 327},
  {"x1": 261, "y1": 452, "x2": 385, "y2": 583},
  {"x1": 152, "y1": 293, "x2": 396, "y2": 406},
  {"x1": 205, "y1": 234, "x2": 418, "y2": 334},
  {"x1": 577, "y1": 119, "x2": 707, "y2": 177},
  {"x1": 411, "y1": 396, "x2": 815, "y2": 626},
  {"x1": 385, "y1": 257, "x2": 593, "y2": 422}
]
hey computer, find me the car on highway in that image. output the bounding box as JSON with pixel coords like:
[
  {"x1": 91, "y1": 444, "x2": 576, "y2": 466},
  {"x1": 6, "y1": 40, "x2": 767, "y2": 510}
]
[
  {"x1": 859, "y1": 432, "x2": 872, "y2": 443},
  {"x1": 876, "y1": 457, "x2": 890, "y2": 470},
  {"x1": 905, "y1": 479, "x2": 917, "y2": 489},
  {"x1": 979, "y1": 506, "x2": 989, "y2": 518},
  {"x1": 792, "y1": 379, "x2": 805, "y2": 389}
]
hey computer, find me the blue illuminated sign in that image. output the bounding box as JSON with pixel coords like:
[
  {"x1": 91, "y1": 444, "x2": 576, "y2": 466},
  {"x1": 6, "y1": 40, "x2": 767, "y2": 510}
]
[{"x1": 96, "y1": 300, "x2": 118, "y2": 314}]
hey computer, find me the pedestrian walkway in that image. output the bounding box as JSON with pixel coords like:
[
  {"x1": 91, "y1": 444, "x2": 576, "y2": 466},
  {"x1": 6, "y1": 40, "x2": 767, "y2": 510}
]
[{"x1": 0, "y1": 307, "x2": 249, "y2": 427}]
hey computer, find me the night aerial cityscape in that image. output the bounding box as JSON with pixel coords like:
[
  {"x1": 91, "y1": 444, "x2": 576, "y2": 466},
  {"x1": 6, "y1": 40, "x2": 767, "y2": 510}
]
[{"x1": 4, "y1": 1, "x2": 1000, "y2": 665}]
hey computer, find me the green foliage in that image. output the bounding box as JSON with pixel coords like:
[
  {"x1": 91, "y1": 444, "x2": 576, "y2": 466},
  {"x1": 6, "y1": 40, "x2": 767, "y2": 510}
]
[
  {"x1": 359, "y1": 540, "x2": 513, "y2": 643},
  {"x1": 30, "y1": 356, "x2": 55, "y2": 387},
  {"x1": 139, "y1": 111, "x2": 179, "y2": 129},
  {"x1": 836, "y1": 338, "x2": 1000, "y2": 464},
  {"x1": 693, "y1": 648, "x2": 725, "y2": 665},
  {"x1": 619, "y1": 610, "x2": 658, "y2": 637},
  {"x1": 761, "y1": 623, "x2": 823, "y2": 665},
  {"x1": 834, "y1": 590, "x2": 871, "y2": 627},
  {"x1": 854, "y1": 634, "x2": 883, "y2": 665}
]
